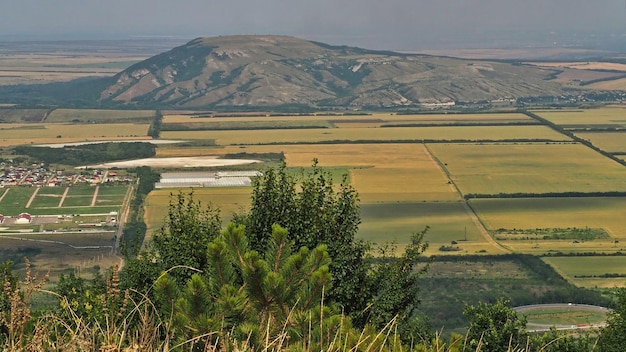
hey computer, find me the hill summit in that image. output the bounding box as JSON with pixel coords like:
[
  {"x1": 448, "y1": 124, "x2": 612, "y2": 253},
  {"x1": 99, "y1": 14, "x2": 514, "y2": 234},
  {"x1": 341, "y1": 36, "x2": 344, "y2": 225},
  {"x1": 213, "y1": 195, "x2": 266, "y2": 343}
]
[{"x1": 99, "y1": 35, "x2": 564, "y2": 109}]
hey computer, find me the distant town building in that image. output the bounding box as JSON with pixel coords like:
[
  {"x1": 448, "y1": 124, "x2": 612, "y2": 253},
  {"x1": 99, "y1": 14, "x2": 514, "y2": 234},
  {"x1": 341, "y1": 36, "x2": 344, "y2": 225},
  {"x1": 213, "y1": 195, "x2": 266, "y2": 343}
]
[{"x1": 16, "y1": 212, "x2": 32, "y2": 224}]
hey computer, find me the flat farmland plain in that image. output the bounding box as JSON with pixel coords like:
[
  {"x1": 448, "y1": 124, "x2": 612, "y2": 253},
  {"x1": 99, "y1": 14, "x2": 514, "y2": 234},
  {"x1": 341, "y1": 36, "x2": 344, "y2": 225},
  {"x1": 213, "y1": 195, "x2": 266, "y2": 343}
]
[
  {"x1": 0, "y1": 123, "x2": 151, "y2": 146},
  {"x1": 360, "y1": 202, "x2": 505, "y2": 255},
  {"x1": 470, "y1": 197, "x2": 626, "y2": 255},
  {"x1": 429, "y1": 143, "x2": 626, "y2": 195},
  {"x1": 257, "y1": 143, "x2": 458, "y2": 202},
  {"x1": 162, "y1": 112, "x2": 534, "y2": 129},
  {"x1": 0, "y1": 109, "x2": 49, "y2": 123},
  {"x1": 160, "y1": 125, "x2": 569, "y2": 145},
  {"x1": 0, "y1": 185, "x2": 127, "y2": 216},
  {"x1": 542, "y1": 256, "x2": 626, "y2": 288},
  {"x1": 0, "y1": 233, "x2": 119, "y2": 281},
  {"x1": 46, "y1": 109, "x2": 156, "y2": 123},
  {"x1": 575, "y1": 132, "x2": 626, "y2": 152}
]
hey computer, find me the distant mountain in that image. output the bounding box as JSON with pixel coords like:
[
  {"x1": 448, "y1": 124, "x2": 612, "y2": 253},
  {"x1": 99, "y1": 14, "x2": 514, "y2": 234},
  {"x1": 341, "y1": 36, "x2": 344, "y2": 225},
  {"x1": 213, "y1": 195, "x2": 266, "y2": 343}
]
[{"x1": 97, "y1": 35, "x2": 566, "y2": 109}]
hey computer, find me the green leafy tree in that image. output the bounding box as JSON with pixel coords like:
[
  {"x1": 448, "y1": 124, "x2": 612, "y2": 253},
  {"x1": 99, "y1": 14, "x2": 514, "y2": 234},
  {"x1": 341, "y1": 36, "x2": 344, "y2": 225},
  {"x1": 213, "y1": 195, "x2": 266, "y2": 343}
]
[
  {"x1": 531, "y1": 327, "x2": 598, "y2": 352},
  {"x1": 121, "y1": 191, "x2": 222, "y2": 291},
  {"x1": 366, "y1": 228, "x2": 430, "y2": 336},
  {"x1": 598, "y1": 288, "x2": 626, "y2": 351},
  {"x1": 463, "y1": 298, "x2": 529, "y2": 352},
  {"x1": 243, "y1": 161, "x2": 369, "y2": 318},
  {"x1": 242, "y1": 160, "x2": 429, "y2": 335}
]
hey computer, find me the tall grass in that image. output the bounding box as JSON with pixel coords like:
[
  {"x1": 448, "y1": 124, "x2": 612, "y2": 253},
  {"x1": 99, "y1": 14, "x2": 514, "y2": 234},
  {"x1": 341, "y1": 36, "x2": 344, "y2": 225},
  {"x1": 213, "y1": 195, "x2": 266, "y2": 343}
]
[{"x1": 0, "y1": 264, "x2": 597, "y2": 351}]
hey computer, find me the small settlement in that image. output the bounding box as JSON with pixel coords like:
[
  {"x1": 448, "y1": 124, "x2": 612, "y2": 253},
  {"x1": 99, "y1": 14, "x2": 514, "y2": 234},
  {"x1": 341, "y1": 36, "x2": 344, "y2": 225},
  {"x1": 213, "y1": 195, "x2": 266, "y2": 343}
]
[{"x1": 0, "y1": 164, "x2": 131, "y2": 187}]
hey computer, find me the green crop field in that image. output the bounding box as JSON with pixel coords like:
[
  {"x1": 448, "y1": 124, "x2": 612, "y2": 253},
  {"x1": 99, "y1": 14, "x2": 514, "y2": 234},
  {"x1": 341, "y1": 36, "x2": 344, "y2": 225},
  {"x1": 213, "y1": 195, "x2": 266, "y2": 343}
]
[
  {"x1": 0, "y1": 185, "x2": 127, "y2": 216},
  {"x1": 29, "y1": 194, "x2": 63, "y2": 208},
  {"x1": 470, "y1": 197, "x2": 626, "y2": 236},
  {"x1": 469, "y1": 197, "x2": 626, "y2": 258},
  {"x1": 67, "y1": 186, "x2": 97, "y2": 196},
  {"x1": 534, "y1": 107, "x2": 626, "y2": 127},
  {"x1": 46, "y1": 108, "x2": 156, "y2": 123},
  {"x1": 429, "y1": 143, "x2": 626, "y2": 195},
  {"x1": 576, "y1": 132, "x2": 626, "y2": 152},
  {"x1": 0, "y1": 187, "x2": 35, "y2": 215},
  {"x1": 37, "y1": 187, "x2": 67, "y2": 196},
  {"x1": 542, "y1": 256, "x2": 626, "y2": 288},
  {"x1": 359, "y1": 202, "x2": 505, "y2": 255},
  {"x1": 160, "y1": 125, "x2": 569, "y2": 146},
  {"x1": 97, "y1": 185, "x2": 130, "y2": 196},
  {"x1": 61, "y1": 196, "x2": 93, "y2": 207}
]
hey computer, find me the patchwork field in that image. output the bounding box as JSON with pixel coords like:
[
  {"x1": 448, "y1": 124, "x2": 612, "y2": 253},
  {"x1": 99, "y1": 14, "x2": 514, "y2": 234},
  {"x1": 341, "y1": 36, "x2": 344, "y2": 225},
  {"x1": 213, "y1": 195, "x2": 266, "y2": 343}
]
[
  {"x1": 161, "y1": 125, "x2": 569, "y2": 145},
  {"x1": 359, "y1": 202, "x2": 505, "y2": 255},
  {"x1": 429, "y1": 143, "x2": 626, "y2": 195},
  {"x1": 162, "y1": 112, "x2": 534, "y2": 129},
  {"x1": 0, "y1": 123, "x2": 151, "y2": 146},
  {"x1": 469, "y1": 197, "x2": 626, "y2": 256},
  {"x1": 0, "y1": 108, "x2": 49, "y2": 123},
  {"x1": 0, "y1": 185, "x2": 128, "y2": 216},
  {"x1": 534, "y1": 108, "x2": 626, "y2": 127},
  {"x1": 542, "y1": 256, "x2": 626, "y2": 288},
  {"x1": 575, "y1": 132, "x2": 626, "y2": 153},
  {"x1": 46, "y1": 109, "x2": 156, "y2": 123},
  {"x1": 237, "y1": 143, "x2": 459, "y2": 202}
]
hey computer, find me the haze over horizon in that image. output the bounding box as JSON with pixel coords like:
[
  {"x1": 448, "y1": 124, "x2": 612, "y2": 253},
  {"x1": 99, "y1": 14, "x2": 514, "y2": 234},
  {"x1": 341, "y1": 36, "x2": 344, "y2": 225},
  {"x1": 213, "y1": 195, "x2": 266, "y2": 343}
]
[{"x1": 2, "y1": 0, "x2": 626, "y2": 51}]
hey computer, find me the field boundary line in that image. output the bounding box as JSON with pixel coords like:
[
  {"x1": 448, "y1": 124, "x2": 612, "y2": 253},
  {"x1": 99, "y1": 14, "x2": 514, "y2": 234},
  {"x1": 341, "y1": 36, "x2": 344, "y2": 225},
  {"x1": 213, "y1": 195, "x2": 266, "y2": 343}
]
[
  {"x1": 0, "y1": 188, "x2": 9, "y2": 203},
  {"x1": 58, "y1": 187, "x2": 69, "y2": 207},
  {"x1": 25, "y1": 187, "x2": 40, "y2": 209}
]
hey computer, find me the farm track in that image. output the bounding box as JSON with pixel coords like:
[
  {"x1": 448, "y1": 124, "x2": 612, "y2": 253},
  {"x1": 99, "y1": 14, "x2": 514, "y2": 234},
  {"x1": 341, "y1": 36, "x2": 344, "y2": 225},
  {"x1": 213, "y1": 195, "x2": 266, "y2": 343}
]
[
  {"x1": 91, "y1": 185, "x2": 99, "y2": 207},
  {"x1": 25, "y1": 187, "x2": 40, "y2": 209},
  {"x1": 0, "y1": 188, "x2": 9, "y2": 202},
  {"x1": 58, "y1": 187, "x2": 69, "y2": 207},
  {"x1": 462, "y1": 201, "x2": 510, "y2": 253},
  {"x1": 423, "y1": 143, "x2": 511, "y2": 253}
]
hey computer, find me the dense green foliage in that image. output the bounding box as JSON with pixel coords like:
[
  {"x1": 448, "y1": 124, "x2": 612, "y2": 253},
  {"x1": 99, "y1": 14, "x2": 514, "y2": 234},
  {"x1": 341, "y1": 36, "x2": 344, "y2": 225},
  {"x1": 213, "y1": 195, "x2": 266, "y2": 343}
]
[
  {"x1": 147, "y1": 110, "x2": 162, "y2": 138},
  {"x1": 153, "y1": 223, "x2": 336, "y2": 348},
  {"x1": 234, "y1": 161, "x2": 431, "y2": 339},
  {"x1": 14, "y1": 142, "x2": 155, "y2": 166},
  {"x1": 418, "y1": 255, "x2": 611, "y2": 331},
  {"x1": 120, "y1": 166, "x2": 160, "y2": 258},
  {"x1": 597, "y1": 288, "x2": 626, "y2": 351},
  {"x1": 463, "y1": 299, "x2": 528, "y2": 352}
]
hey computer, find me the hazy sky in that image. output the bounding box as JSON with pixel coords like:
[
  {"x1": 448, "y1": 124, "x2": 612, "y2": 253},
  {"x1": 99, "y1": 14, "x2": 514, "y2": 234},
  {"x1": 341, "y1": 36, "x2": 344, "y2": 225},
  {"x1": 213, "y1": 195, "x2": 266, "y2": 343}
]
[{"x1": 2, "y1": 0, "x2": 626, "y2": 50}]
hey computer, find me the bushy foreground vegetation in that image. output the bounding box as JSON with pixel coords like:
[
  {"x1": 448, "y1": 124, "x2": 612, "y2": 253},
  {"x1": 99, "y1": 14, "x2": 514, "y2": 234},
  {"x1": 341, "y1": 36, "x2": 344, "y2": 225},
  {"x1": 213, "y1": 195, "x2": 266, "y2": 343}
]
[{"x1": 1, "y1": 163, "x2": 626, "y2": 351}]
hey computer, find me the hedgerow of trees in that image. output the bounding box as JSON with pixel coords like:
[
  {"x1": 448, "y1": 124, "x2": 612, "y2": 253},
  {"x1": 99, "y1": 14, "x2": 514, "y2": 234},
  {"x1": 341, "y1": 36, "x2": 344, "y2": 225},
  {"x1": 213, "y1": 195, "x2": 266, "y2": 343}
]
[{"x1": 13, "y1": 142, "x2": 156, "y2": 166}]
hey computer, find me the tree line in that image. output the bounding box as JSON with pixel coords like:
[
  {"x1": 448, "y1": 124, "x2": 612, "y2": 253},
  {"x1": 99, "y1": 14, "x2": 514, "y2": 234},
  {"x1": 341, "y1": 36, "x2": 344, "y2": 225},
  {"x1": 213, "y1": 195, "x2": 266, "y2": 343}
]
[{"x1": 14, "y1": 142, "x2": 156, "y2": 166}]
